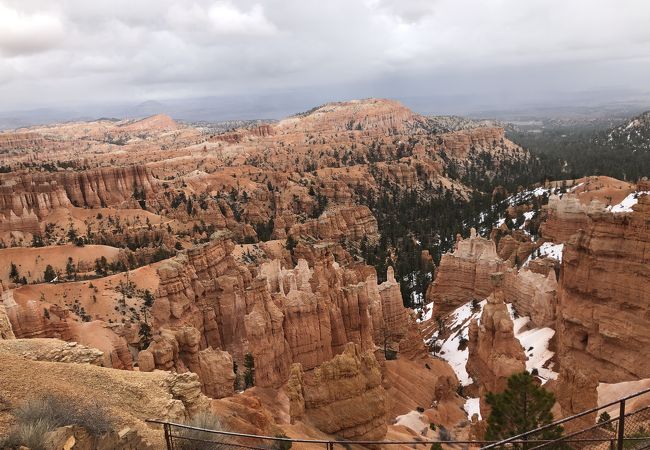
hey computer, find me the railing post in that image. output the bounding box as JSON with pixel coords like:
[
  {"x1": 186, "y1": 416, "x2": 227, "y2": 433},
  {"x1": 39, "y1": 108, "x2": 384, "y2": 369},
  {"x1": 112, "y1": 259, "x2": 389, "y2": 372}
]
[
  {"x1": 617, "y1": 399, "x2": 626, "y2": 450},
  {"x1": 163, "y1": 422, "x2": 174, "y2": 450}
]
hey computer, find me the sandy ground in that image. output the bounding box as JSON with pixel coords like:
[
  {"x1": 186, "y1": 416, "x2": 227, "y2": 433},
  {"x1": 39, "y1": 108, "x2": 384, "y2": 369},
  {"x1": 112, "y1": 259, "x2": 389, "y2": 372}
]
[
  {"x1": 0, "y1": 351, "x2": 173, "y2": 446},
  {"x1": 565, "y1": 176, "x2": 634, "y2": 206},
  {"x1": 12, "y1": 262, "x2": 160, "y2": 323},
  {"x1": 598, "y1": 379, "x2": 650, "y2": 417},
  {"x1": 0, "y1": 244, "x2": 121, "y2": 284}
]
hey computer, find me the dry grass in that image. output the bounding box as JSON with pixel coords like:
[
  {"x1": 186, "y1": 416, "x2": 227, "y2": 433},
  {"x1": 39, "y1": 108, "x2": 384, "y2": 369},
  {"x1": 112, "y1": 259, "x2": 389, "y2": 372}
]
[{"x1": 3, "y1": 395, "x2": 112, "y2": 449}]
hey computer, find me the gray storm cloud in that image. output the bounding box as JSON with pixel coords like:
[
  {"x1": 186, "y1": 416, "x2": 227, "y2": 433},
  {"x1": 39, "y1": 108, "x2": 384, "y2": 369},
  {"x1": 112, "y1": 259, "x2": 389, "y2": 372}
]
[{"x1": 0, "y1": 0, "x2": 649, "y2": 115}]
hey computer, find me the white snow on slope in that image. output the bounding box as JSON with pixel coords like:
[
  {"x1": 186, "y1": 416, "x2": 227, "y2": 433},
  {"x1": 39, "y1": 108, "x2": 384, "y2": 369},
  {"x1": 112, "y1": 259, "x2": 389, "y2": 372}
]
[
  {"x1": 420, "y1": 302, "x2": 435, "y2": 322},
  {"x1": 518, "y1": 211, "x2": 537, "y2": 232},
  {"x1": 537, "y1": 242, "x2": 564, "y2": 262},
  {"x1": 395, "y1": 410, "x2": 430, "y2": 434},
  {"x1": 509, "y1": 305, "x2": 558, "y2": 385},
  {"x1": 430, "y1": 298, "x2": 559, "y2": 425},
  {"x1": 522, "y1": 211, "x2": 536, "y2": 222},
  {"x1": 607, "y1": 191, "x2": 649, "y2": 213},
  {"x1": 464, "y1": 397, "x2": 482, "y2": 420},
  {"x1": 431, "y1": 300, "x2": 485, "y2": 386},
  {"x1": 569, "y1": 182, "x2": 584, "y2": 192}
]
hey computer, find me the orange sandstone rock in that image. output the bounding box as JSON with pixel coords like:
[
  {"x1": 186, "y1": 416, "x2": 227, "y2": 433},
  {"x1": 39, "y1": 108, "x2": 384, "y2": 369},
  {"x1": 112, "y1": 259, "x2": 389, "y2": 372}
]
[{"x1": 286, "y1": 343, "x2": 388, "y2": 441}]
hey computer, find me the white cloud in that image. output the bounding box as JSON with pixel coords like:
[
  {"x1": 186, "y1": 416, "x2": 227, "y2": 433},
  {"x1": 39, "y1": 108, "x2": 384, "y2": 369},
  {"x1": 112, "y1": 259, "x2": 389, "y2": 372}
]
[
  {"x1": 208, "y1": 2, "x2": 276, "y2": 35},
  {"x1": 0, "y1": 3, "x2": 64, "y2": 56},
  {"x1": 0, "y1": 0, "x2": 649, "y2": 113}
]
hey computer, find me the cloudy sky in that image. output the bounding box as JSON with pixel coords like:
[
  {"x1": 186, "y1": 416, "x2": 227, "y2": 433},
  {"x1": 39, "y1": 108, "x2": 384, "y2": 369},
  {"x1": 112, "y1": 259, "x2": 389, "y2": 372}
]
[{"x1": 1, "y1": 0, "x2": 649, "y2": 119}]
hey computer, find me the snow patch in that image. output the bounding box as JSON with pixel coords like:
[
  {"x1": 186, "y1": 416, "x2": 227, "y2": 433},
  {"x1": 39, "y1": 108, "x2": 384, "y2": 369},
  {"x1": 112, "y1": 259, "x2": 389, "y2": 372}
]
[
  {"x1": 537, "y1": 242, "x2": 564, "y2": 262},
  {"x1": 464, "y1": 397, "x2": 482, "y2": 420},
  {"x1": 432, "y1": 300, "x2": 486, "y2": 386},
  {"x1": 420, "y1": 302, "x2": 435, "y2": 322},
  {"x1": 508, "y1": 305, "x2": 558, "y2": 385},
  {"x1": 522, "y1": 211, "x2": 535, "y2": 221},
  {"x1": 607, "y1": 191, "x2": 649, "y2": 213},
  {"x1": 569, "y1": 182, "x2": 584, "y2": 192},
  {"x1": 395, "y1": 410, "x2": 430, "y2": 434}
]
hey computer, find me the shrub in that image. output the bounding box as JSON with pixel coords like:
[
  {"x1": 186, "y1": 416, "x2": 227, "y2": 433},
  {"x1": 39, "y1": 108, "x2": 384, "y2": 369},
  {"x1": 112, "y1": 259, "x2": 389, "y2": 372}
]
[
  {"x1": 15, "y1": 396, "x2": 112, "y2": 436},
  {"x1": 176, "y1": 412, "x2": 230, "y2": 450},
  {"x1": 4, "y1": 395, "x2": 112, "y2": 449},
  {"x1": 438, "y1": 425, "x2": 452, "y2": 441},
  {"x1": 3, "y1": 418, "x2": 52, "y2": 450},
  {"x1": 273, "y1": 433, "x2": 292, "y2": 449},
  {"x1": 244, "y1": 353, "x2": 255, "y2": 389},
  {"x1": 384, "y1": 348, "x2": 398, "y2": 360}
]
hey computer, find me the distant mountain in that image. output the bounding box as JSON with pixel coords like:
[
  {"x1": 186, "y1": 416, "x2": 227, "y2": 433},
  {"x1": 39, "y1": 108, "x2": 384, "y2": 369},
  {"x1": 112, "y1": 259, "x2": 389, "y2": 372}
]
[
  {"x1": 426, "y1": 115, "x2": 505, "y2": 132},
  {"x1": 506, "y1": 109, "x2": 650, "y2": 182},
  {"x1": 604, "y1": 111, "x2": 650, "y2": 152},
  {"x1": 126, "y1": 100, "x2": 168, "y2": 118}
]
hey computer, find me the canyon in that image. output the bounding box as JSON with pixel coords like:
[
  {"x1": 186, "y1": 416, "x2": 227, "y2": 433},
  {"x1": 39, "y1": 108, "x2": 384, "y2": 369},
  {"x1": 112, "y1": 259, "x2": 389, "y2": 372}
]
[{"x1": 0, "y1": 99, "x2": 648, "y2": 448}]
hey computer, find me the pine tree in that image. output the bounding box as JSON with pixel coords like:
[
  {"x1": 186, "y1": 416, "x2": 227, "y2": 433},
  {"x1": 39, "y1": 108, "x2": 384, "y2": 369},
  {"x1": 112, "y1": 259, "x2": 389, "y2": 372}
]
[
  {"x1": 233, "y1": 361, "x2": 241, "y2": 391},
  {"x1": 243, "y1": 352, "x2": 255, "y2": 389},
  {"x1": 31, "y1": 234, "x2": 44, "y2": 247},
  {"x1": 66, "y1": 257, "x2": 76, "y2": 280},
  {"x1": 67, "y1": 225, "x2": 78, "y2": 242},
  {"x1": 44, "y1": 264, "x2": 57, "y2": 282},
  {"x1": 142, "y1": 289, "x2": 155, "y2": 308},
  {"x1": 138, "y1": 322, "x2": 152, "y2": 350},
  {"x1": 485, "y1": 372, "x2": 564, "y2": 447},
  {"x1": 9, "y1": 262, "x2": 19, "y2": 283},
  {"x1": 286, "y1": 235, "x2": 297, "y2": 251}
]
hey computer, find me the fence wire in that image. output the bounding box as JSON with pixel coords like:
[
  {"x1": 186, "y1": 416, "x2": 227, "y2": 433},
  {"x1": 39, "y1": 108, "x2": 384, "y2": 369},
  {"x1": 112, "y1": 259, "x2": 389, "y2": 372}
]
[{"x1": 149, "y1": 387, "x2": 650, "y2": 450}]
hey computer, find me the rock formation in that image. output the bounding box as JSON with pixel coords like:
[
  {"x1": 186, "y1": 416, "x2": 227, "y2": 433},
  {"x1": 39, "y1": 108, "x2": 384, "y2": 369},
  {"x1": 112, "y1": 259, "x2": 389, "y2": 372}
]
[
  {"x1": 0, "y1": 132, "x2": 48, "y2": 151},
  {"x1": 433, "y1": 127, "x2": 511, "y2": 158},
  {"x1": 151, "y1": 239, "x2": 414, "y2": 390},
  {"x1": 0, "y1": 165, "x2": 158, "y2": 234},
  {"x1": 0, "y1": 303, "x2": 15, "y2": 339},
  {"x1": 540, "y1": 195, "x2": 598, "y2": 243},
  {"x1": 275, "y1": 98, "x2": 427, "y2": 134},
  {"x1": 553, "y1": 362, "x2": 599, "y2": 428},
  {"x1": 139, "y1": 327, "x2": 236, "y2": 399},
  {"x1": 2, "y1": 290, "x2": 133, "y2": 369},
  {"x1": 43, "y1": 424, "x2": 154, "y2": 450},
  {"x1": 495, "y1": 229, "x2": 536, "y2": 265},
  {"x1": 288, "y1": 205, "x2": 379, "y2": 244},
  {"x1": 0, "y1": 338, "x2": 104, "y2": 365},
  {"x1": 286, "y1": 343, "x2": 387, "y2": 441},
  {"x1": 540, "y1": 176, "x2": 634, "y2": 244},
  {"x1": 427, "y1": 228, "x2": 506, "y2": 315},
  {"x1": 467, "y1": 273, "x2": 526, "y2": 415},
  {"x1": 504, "y1": 268, "x2": 558, "y2": 328},
  {"x1": 377, "y1": 267, "x2": 410, "y2": 347},
  {"x1": 555, "y1": 195, "x2": 650, "y2": 385},
  {"x1": 0, "y1": 98, "x2": 539, "y2": 443}
]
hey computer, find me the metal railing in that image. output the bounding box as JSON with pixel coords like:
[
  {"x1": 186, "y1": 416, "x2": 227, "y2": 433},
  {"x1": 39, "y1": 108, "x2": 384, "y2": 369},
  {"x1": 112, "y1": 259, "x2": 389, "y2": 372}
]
[
  {"x1": 148, "y1": 387, "x2": 650, "y2": 449},
  {"x1": 482, "y1": 386, "x2": 650, "y2": 450}
]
